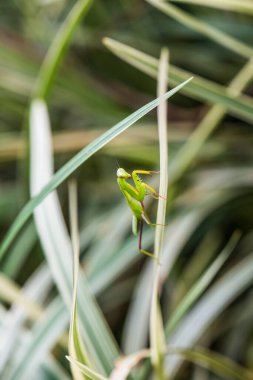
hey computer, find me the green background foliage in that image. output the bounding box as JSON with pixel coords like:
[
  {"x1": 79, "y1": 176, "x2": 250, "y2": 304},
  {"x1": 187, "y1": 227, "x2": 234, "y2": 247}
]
[{"x1": 0, "y1": 1, "x2": 253, "y2": 379}]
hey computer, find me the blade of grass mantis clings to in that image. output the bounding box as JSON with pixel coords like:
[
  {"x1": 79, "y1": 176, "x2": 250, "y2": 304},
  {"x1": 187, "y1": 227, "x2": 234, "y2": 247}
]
[
  {"x1": 0, "y1": 78, "x2": 192, "y2": 261},
  {"x1": 68, "y1": 180, "x2": 90, "y2": 380},
  {"x1": 150, "y1": 48, "x2": 169, "y2": 380}
]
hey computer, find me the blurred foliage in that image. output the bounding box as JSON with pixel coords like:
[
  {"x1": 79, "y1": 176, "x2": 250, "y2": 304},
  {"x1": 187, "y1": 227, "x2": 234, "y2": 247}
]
[{"x1": 0, "y1": 1, "x2": 253, "y2": 379}]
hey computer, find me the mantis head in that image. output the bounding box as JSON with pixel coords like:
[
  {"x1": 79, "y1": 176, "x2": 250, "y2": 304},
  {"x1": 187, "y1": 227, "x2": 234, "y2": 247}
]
[{"x1": 117, "y1": 168, "x2": 131, "y2": 179}]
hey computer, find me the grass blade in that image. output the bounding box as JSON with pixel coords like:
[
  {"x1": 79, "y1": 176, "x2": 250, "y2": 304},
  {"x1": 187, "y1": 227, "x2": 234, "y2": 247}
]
[
  {"x1": 0, "y1": 266, "x2": 50, "y2": 372},
  {"x1": 168, "y1": 57, "x2": 253, "y2": 184},
  {"x1": 66, "y1": 357, "x2": 108, "y2": 380},
  {"x1": 165, "y1": 254, "x2": 253, "y2": 377},
  {"x1": 146, "y1": 0, "x2": 253, "y2": 58},
  {"x1": 166, "y1": 232, "x2": 241, "y2": 336},
  {"x1": 103, "y1": 38, "x2": 253, "y2": 124},
  {"x1": 169, "y1": 347, "x2": 253, "y2": 380},
  {"x1": 0, "y1": 273, "x2": 43, "y2": 320},
  {"x1": 29, "y1": 99, "x2": 119, "y2": 374},
  {"x1": 150, "y1": 48, "x2": 169, "y2": 379},
  {"x1": 5, "y1": 298, "x2": 67, "y2": 380},
  {"x1": 68, "y1": 181, "x2": 89, "y2": 380},
  {"x1": 109, "y1": 350, "x2": 150, "y2": 380},
  {"x1": 35, "y1": 0, "x2": 93, "y2": 99},
  {"x1": 1, "y1": 222, "x2": 37, "y2": 278},
  {"x1": 170, "y1": 0, "x2": 253, "y2": 15}
]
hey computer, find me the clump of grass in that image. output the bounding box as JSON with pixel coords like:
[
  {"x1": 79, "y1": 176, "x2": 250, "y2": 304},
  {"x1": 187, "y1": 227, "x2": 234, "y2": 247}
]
[{"x1": 0, "y1": 1, "x2": 253, "y2": 379}]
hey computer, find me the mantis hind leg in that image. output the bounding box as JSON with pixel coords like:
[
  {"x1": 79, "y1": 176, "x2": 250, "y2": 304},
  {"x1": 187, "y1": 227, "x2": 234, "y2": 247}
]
[
  {"x1": 141, "y1": 208, "x2": 167, "y2": 228},
  {"x1": 138, "y1": 220, "x2": 160, "y2": 263}
]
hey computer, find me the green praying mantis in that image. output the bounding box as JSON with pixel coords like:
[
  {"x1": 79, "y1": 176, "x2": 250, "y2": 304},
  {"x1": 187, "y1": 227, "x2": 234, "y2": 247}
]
[{"x1": 117, "y1": 168, "x2": 162, "y2": 260}]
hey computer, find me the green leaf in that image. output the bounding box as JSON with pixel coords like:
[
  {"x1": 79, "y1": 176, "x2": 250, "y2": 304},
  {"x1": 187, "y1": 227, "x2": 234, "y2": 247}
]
[
  {"x1": 165, "y1": 254, "x2": 253, "y2": 376},
  {"x1": 66, "y1": 357, "x2": 108, "y2": 380},
  {"x1": 0, "y1": 264, "x2": 51, "y2": 372},
  {"x1": 103, "y1": 38, "x2": 253, "y2": 124},
  {"x1": 169, "y1": 0, "x2": 253, "y2": 16},
  {"x1": 1, "y1": 222, "x2": 37, "y2": 278},
  {"x1": 29, "y1": 99, "x2": 118, "y2": 374},
  {"x1": 170, "y1": 347, "x2": 253, "y2": 380},
  {"x1": 35, "y1": 0, "x2": 93, "y2": 99},
  {"x1": 5, "y1": 299, "x2": 68, "y2": 380},
  {"x1": 146, "y1": 0, "x2": 253, "y2": 58},
  {"x1": 150, "y1": 48, "x2": 168, "y2": 379},
  {"x1": 166, "y1": 232, "x2": 241, "y2": 336},
  {"x1": 68, "y1": 181, "x2": 90, "y2": 380}
]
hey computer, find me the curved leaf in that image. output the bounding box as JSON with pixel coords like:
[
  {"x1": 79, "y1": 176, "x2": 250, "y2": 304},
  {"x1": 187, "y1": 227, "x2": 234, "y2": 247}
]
[
  {"x1": 103, "y1": 38, "x2": 253, "y2": 124},
  {"x1": 169, "y1": 347, "x2": 253, "y2": 380}
]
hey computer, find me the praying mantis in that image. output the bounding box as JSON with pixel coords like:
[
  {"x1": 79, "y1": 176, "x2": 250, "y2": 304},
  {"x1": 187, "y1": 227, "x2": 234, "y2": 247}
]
[{"x1": 117, "y1": 168, "x2": 161, "y2": 260}]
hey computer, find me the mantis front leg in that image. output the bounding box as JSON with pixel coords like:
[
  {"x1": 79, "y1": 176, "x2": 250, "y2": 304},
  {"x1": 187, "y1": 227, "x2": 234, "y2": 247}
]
[{"x1": 132, "y1": 170, "x2": 161, "y2": 199}]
